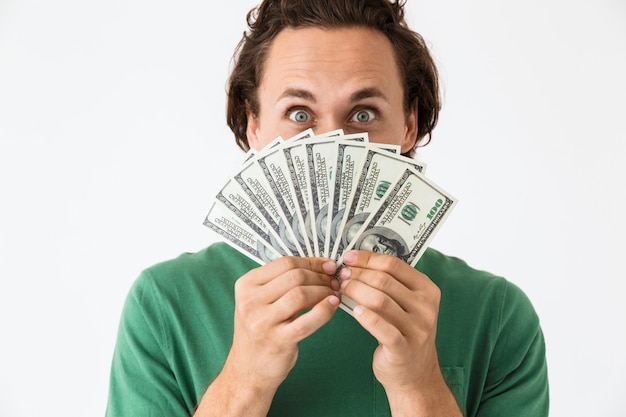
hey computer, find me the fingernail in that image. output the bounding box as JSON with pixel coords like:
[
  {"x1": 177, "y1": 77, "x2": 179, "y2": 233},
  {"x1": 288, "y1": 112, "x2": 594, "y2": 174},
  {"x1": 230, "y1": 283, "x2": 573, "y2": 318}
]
[
  {"x1": 330, "y1": 278, "x2": 340, "y2": 291},
  {"x1": 340, "y1": 279, "x2": 351, "y2": 290},
  {"x1": 343, "y1": 251, "x2": 357, "y2": 264},
  {"x1": 339, "y1": 267, "x2": 351, "y2": 280},
  {"x1": 322, "y1": 261, "x2": 337, "y2": 275},
  {"x1": 328, "y1": 295, "x2": 340, "y2": 306},
  {"x1": 353, "y1": 305, "x2": 365, "y2": 317}
]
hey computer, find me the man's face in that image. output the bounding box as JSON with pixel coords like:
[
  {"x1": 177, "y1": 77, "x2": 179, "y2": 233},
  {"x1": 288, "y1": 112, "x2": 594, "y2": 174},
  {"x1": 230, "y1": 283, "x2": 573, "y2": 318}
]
[
  {"x1": 359, "y1": 233, "x2": 399, "y2": 256},
  {"x1": 246, "y1": 27, "x2": 417, "y2": 153}
]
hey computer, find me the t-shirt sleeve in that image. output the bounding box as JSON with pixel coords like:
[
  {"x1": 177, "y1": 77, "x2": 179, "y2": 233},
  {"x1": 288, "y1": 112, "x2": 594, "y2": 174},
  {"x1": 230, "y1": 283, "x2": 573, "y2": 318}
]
[
  {"x1": 476, "y1": 281, "x2": 549, "y2": 417},
  {"x1": 105, "y1": 271, "x2": 191, "y2": 417}
]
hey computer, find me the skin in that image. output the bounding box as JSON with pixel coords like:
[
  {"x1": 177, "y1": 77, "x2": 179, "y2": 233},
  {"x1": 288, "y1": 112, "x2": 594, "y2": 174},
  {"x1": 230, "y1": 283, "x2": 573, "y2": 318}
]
[
  {"x1": 246, "y1": 27, "x2": 417, "y2": 153},
  {"x1": 195, "y1": 27, "x2": 462, "y2": 417}
]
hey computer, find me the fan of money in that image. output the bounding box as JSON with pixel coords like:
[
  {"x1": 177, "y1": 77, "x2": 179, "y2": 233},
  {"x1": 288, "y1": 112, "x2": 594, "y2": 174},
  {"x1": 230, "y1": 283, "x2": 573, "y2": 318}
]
[{"x1": 204, "y1": 128, "x2": 457, "y2": 273}]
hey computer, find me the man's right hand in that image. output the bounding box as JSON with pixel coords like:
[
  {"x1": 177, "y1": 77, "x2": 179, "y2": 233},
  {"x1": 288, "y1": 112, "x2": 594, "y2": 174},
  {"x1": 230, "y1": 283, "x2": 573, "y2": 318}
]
[{"x1": 195, "y1": 257, "x2": 340, "y2": 417}]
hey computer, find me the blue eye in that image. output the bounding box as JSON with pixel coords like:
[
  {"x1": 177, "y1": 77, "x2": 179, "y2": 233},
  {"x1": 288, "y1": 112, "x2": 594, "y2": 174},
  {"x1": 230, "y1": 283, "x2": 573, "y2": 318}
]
[
  {"x1": 351, "y1": 109, "x2": 375, "y2": 123},
  {"x1": 288, "y1": 110, "x2": 311, "y2": 123}
]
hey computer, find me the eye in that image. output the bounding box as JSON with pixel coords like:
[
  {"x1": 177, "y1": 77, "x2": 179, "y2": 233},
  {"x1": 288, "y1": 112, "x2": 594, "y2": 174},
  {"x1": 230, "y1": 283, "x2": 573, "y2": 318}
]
[
  {"x1": 288, "y1": 109, "x2": 312, "y2": 123},
  {"x1": 351, "y1": 109, "x2": 376, "y2": 123}
]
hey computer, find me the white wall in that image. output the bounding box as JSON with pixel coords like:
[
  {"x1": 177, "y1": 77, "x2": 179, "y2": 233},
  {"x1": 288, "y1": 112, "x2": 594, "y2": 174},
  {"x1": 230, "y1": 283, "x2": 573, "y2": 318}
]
[{"x1": 0, "y1": 0, "x2": 624, "y2": 415}]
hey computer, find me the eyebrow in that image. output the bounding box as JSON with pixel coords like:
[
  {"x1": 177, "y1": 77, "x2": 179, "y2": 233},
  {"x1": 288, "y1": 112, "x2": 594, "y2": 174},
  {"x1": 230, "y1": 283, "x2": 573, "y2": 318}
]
[
  {"x1": 277, "y1": 87, "x2": 389, "y2": 104},
  {"x1": 278, "y1": 88, "x2": 317, "y2": 103},
  {"x1": 350, "y1": 87, "x2": 389, "y2": 103}
]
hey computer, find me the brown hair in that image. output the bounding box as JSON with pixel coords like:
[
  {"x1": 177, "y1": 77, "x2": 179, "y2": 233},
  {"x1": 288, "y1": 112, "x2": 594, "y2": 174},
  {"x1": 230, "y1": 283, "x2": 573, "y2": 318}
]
[{"x1": 226, "y1": 0, "x2": 440, "y2": 157}]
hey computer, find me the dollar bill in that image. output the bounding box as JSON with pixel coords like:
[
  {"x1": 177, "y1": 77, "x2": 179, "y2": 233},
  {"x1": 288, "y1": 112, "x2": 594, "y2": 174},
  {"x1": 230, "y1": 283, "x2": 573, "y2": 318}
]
[
  {"x1": 331, "y1": 145, "x2": 427, "y2": 259},
  {"x1": 256, "y1": 142, "x2": 313, "y2": 256},
  {"x1": 204, "y1": 129, "x2": 454, "y2": 317},
  {"x1": 338, "y1": 166, "x2": 456, "y2": 312},
  {"x1": 232, "y1": 148, "x2": 305, "y2": 256},
  {"x1": 303, "y1": 134, "x2": 368, "y2": 257},
  {"x1": 281, "y1": 140, "x2": 317, "y2": 256},
  {"x1": 204, "y1": 200, "x2": 282, "y2": 265},
  {"x1": 215, "y1": 175, "x2": 290, "y2": 256},
  {"x1": 324, "y1": 140, "x2": 413, "y2": 258}
]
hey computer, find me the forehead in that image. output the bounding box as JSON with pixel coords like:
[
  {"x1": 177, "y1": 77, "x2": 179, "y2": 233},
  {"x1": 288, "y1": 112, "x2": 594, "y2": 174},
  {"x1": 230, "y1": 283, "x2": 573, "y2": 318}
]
[{"x1": 260, "y1": 26, "x2": 402, "y2": 94}]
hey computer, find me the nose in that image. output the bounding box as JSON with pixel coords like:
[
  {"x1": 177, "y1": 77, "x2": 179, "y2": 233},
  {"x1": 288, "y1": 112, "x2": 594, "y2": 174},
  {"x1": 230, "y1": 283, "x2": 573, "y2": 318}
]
[{"x1": 313, "y1": 116, "x2": 343, "y2": 136}]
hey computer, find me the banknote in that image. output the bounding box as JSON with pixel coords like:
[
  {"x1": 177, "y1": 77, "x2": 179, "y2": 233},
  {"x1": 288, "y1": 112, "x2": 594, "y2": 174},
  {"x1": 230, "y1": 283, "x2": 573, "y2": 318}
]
[
  {"x1": 231, "y1": 153, "x2": 305, "y2": 256},
  {"x1": 215, "y1": 175, "x2": 290, "y2": 257},
  {"x1": 204, "y1": 129, "x2": 455, "y2": 318},
  {"x1": 280, "y1": 140, "x2": 316, "y2": 255},
  {"x1": 331, "y1": 145, "x2": 427, "y2": 259},
  {"x1": 323, "y1": 140, "x2": 405, "y2": 255},
  {"x1": 338, "y1": 166, "x2": 456, "y2": 311},
  {"x1": 204, "y1": 200, "x2": 282, "y2": 265},
  {"x1": 239, "y1": 131, "x2": 335, "y2": 257},
  {"x1": 256, "y1": 134, "x2": 317, "y2": 256},
  {"x1": 303, "y1": 134, "x2": 368, "y2": 257},
  {"x1": 212, "y1": 134, "x2": 303, "y2": 257}
]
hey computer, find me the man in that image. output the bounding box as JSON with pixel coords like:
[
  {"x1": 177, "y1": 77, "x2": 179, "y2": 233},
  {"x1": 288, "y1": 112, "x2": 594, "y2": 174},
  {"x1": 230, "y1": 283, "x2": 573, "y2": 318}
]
[{"x1": 106, "y1": 1, "x2": 549, "y2": 416}]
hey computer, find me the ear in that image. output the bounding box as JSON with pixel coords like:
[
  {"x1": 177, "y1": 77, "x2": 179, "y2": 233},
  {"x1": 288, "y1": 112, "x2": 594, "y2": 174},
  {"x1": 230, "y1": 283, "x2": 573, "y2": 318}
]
[
  {"x1": 400, "y1": 100, "x2": 419, "y2": 154},
  {"x1": 245, "y1": 100, "x2": 262, "y2": 151}
]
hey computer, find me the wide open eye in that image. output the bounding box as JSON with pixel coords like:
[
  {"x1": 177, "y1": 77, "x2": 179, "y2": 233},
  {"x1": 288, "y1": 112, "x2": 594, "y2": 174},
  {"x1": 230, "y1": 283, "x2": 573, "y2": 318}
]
[
  {"x1": 350, "y1": 109, "x2": 376, "y2": 123},
  {"x1": 288, "y1": 109, "x2": 312, "y2": 123}
]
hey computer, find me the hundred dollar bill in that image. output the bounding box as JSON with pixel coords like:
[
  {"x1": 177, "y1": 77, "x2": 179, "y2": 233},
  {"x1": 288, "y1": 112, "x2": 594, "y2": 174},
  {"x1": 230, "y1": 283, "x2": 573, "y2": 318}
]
[
  {"x1": 268, "y1": 129, "x2": 345, "y2": 257},
  {"x1": 234, "y1": 151, "x2": 306, "y2": 257},
  {"x1": 280, "y1": 140, "x2": 317, "y2": 256},
  {"x1": 215, "y1": 176, "x2": 290, "y2": 257},
  {"x1": 338, "y1": 166, "x2": 456, "y2": 312},
  {"x1": 304, "y1": 138, "x2": 336, "y2": 256},
  {"x1": 325, "y1": 140, "x2": 408, "y2": 258},
  {"x1": 214, "y1": 137, "x2": 292, "y2": 253},
  {"x1": 303, "y1": 134, "x2": 368, "y2": 257},
  {"x1": 325, "y1": 141, "x2": 369, "y2": 258},
  {"x1": 204, "y1": 200, "x2": 282, "y2": 265},
  {"x1": 256, "y1": 137, "x2": 314, "y2": 256},
  {"x1": 331, "y1": 145, "x2": 427, "y2": 259}
]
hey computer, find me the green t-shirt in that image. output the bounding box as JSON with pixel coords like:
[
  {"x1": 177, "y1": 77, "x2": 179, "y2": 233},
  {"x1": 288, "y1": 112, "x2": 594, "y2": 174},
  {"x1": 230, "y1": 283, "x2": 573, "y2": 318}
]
[{"x1": 106, "y1": 243, "x2": 548, "y2": 416}]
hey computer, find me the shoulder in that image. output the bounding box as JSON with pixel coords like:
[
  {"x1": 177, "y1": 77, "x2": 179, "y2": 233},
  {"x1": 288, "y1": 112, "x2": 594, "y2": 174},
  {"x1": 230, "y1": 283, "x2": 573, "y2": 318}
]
[
  {"x1": 418, "y1": 247, "x2": 507, "y2": 290},
  {"x1": 132, "y1": 242, "x2": 258, "y2": 291},
  {"x1": 420, "y1": 249, "x2": 548, "y2": 415},
  {"x1": 418, "y1": 247, "x2": 538, "y2": 324},
  {"x1": 123, "y1": 243, "x2": 259, "y2": 320},
  {"x1": 119, "y1": 243, "x2": 258, "y2": 351},
  {"x1": 143, "y1": 242, "x2": 259, "y2": 280},
  {"x1": 419, "y1": 247, "x2": 542, "y2": 360},
  {"x1": 108, "y1": 243, "x2": 252, "y2": 415}
]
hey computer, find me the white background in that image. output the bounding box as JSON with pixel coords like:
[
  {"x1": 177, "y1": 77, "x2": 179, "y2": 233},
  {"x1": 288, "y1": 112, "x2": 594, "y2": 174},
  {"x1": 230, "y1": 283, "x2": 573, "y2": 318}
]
[{"x1": 1, "y1": 0, "x2": 625, "y2": 415}]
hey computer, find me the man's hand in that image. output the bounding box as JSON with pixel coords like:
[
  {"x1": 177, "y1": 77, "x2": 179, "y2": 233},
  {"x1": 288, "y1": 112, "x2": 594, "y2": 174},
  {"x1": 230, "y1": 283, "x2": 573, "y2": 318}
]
[
  {"x1": 339, "y1": 250, "x2": 462, "y2": 416},
  {"x1": 195, "y1": 257, "x2": 340, "y2": 417},
  {"x1": 230, "y1": 256, "x2": 340, "y2": 386}
]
